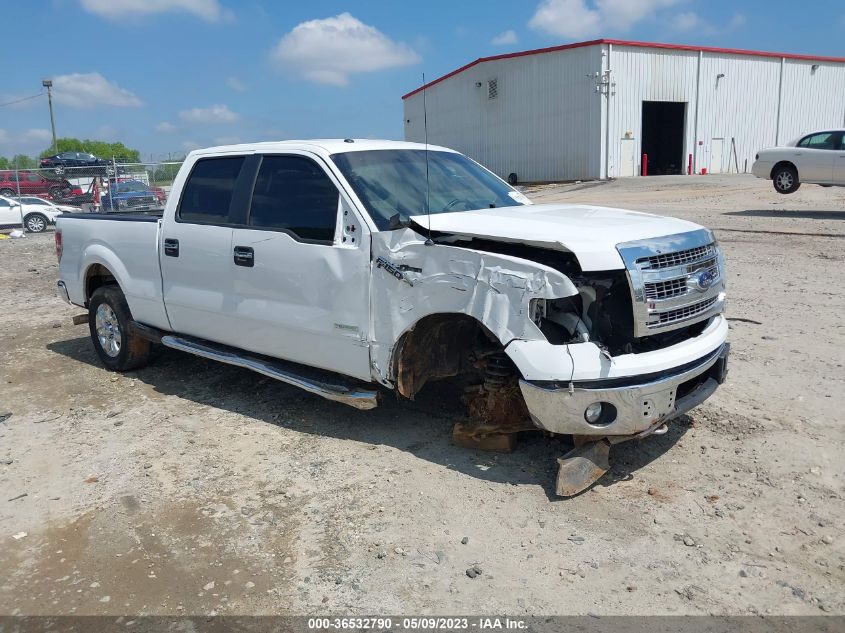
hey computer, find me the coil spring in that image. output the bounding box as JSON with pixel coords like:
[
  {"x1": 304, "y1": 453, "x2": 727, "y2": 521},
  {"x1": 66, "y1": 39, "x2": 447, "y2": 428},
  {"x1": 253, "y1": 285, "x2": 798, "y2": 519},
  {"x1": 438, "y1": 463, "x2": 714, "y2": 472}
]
[{"x1": 484, "y1": 352, "x2": 513, "y2": 388}]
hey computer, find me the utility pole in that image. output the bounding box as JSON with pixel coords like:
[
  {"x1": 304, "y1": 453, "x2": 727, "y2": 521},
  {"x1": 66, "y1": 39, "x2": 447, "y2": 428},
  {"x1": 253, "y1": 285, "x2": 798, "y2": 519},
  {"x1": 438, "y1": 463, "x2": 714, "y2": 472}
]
[{"x1": 42, "y1": 79, "x2": 57, "y2": 154}]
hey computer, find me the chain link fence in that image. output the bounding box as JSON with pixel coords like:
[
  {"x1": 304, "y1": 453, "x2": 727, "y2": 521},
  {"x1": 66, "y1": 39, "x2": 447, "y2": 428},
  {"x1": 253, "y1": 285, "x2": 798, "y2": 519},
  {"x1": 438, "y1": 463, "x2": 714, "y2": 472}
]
[{"x1": 1, "y1": 159, "x2": 184, "y2": 232}]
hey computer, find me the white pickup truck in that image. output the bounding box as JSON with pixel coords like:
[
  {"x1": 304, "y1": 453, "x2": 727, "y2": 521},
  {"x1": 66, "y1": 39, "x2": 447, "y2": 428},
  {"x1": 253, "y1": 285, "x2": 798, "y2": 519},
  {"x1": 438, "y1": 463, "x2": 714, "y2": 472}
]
[{"x1": 56, "y1": 140, "x2": 729, "y2": 496}]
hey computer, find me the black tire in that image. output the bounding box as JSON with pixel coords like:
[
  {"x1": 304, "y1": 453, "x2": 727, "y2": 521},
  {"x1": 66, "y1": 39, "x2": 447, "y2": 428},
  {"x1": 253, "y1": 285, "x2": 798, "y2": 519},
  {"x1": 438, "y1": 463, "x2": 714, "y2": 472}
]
[
  {"x1": 0, "y1": 188, "x2": 14, "y2": 196},
  {"x1": 772, "y1": 165, "x2": 800, "y2": 194},
  {"x1": 49, "y1": 186, "x2": 64, "y2": 198},
  {"x1": 23, "y1": 213, "x2": 48, "y2": 233},
  {"x1": 88, "y1": 285, "x2": 151, "y2": 372},
  {"x1": 507, "y1": 172, "x2": 518, "y2": 185}
]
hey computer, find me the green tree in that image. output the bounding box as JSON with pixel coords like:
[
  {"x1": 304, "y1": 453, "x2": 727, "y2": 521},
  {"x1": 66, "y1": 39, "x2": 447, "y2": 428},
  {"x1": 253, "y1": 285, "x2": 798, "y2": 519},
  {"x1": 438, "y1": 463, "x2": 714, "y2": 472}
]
[
  {"x1": 41, "y1": 138, "x2": 141, "y2": 163},
  {"x1": 11, "y1": 154, "x2": 38, "y2": 169}
]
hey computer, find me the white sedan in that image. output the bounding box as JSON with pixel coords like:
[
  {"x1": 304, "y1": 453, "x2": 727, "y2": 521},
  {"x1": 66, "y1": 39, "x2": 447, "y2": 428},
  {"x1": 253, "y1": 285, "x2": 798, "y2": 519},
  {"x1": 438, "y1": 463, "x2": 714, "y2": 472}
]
[
  {"x1": 0, "y1": 195, "x2": 77, "y2": 233},
  {"x1": 752, "y1": 129, "x2": 845, "y2": 194}
]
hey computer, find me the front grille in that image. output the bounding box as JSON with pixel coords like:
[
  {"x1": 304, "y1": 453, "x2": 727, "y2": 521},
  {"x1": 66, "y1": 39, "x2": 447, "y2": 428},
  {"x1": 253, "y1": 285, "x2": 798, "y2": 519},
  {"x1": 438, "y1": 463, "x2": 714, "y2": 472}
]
[
  {"x1": 637, "y1": 244, "x2": 717, "y2": 270},
  {"x1": 617, "y1": 229, "x2": 725, "y2": 337},
  {"x1": 649, "y1": 296, "x2": 718, "y2": 328},
  {"x1": 127, "y1": 196, "x2": 156, "y2": 207},
  {"x1": 644, "y1": 261, "x2": 719, "y2": 300}
]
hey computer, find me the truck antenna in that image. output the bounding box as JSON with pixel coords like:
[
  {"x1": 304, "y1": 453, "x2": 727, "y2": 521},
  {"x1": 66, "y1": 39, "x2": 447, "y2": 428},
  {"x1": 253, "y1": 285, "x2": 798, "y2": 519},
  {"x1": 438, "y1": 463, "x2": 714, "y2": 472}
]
[{"x1": 422, "y1": 72, "x2": 433, "y2": 246}]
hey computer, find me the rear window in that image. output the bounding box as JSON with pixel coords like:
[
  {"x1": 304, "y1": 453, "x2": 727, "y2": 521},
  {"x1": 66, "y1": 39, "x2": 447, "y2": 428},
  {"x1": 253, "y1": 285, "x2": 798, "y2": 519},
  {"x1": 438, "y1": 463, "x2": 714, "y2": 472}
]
[{"x1": 178, "y1": 157, "x2": 244, "y2": 224}]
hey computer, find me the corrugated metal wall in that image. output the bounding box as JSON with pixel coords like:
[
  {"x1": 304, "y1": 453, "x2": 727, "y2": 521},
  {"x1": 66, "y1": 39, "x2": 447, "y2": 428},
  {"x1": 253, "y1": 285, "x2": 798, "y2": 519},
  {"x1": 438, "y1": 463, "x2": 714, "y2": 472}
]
[
  {"x1": 404, "y1": 43, "x2": 845, "y2": 181},
  {"x1": 404, "y1": 45, "x2": 603, "y2": 182}
]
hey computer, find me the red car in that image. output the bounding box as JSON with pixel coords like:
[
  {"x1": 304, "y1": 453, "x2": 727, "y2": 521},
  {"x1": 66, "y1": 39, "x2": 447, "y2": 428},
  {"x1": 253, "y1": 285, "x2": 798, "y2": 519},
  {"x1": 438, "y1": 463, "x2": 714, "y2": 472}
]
[{"x1": 0, "y1": 171, "x2": 79, "y2": 198}]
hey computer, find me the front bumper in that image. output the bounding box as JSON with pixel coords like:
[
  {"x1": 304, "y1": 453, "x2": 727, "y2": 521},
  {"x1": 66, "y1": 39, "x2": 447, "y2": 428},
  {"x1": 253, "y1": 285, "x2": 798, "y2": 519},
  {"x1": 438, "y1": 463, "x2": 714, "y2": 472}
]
[{"x1": 519, "y1": 343, "x2": 729, "y2": 436}]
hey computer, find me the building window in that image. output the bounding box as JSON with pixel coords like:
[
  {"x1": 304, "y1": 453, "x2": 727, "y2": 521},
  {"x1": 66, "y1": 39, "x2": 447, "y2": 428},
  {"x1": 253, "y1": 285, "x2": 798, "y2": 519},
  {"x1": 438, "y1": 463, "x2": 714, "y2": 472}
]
[{"x1": 487, "y1": 78, "x2": 498, "y2": 100}]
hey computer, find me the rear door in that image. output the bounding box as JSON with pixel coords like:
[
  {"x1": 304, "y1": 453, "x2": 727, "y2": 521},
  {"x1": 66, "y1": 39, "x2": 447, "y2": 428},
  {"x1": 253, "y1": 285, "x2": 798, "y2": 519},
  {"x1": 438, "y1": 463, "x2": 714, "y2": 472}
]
[
  {"x1": 228, "y1": 152, "x2": 372, "y2": 380},
  {"x1": 794, "y1": 132, "x2": 837, "y2": 182},
  {"x1": 159, "y1": 155, "x2": 247, "y2": 344}
]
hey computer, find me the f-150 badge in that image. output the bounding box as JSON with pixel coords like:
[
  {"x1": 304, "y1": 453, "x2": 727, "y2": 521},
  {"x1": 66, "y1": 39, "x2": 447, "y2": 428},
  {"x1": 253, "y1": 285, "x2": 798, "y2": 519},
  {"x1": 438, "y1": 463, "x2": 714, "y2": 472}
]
[{"x1": 376, "y1": 256, "x2": 414, "y2": 286}]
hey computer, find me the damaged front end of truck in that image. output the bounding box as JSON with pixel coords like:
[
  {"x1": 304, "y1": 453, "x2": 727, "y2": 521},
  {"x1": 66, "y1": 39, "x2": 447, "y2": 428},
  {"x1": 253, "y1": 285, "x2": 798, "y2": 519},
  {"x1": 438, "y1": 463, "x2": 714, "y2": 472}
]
[{"x1": 369, "y1": 223, "x2": 729, "y2": 497}]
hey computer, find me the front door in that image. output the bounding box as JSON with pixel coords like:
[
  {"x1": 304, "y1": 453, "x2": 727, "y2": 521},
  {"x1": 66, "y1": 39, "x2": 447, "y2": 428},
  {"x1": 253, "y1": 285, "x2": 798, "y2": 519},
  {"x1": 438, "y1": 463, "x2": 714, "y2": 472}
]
[
  {"x1": 794, "y1": 131, "x2": 837, "y2": 182},
  {"x1": 229, "y1": 153, "x2": 371, "y2": 381},
  {"x1": 836, "y1": 133, "x2": 845, "y2": 183}
]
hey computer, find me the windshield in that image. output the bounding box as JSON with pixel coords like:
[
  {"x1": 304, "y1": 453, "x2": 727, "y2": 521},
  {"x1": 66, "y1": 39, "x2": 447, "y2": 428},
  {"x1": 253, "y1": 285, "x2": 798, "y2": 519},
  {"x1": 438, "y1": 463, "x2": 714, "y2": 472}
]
[
  {"x1": 116, "y1": 181, "x2": 148, "y2": 192},
  {"x1": 331, "y1": 149, "x2": 524, "y2": 230}
]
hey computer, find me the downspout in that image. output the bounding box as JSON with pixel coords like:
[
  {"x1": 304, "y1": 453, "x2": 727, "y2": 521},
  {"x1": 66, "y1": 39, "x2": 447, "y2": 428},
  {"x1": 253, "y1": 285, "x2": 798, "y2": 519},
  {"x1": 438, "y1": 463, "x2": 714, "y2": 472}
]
[
  {"x1": 604, "y1": 43, "x2": 612, "y2": 180},
  {"x1": 775, "y1": 56, "x2": 784, "y2": 145},
  {"x1": 692, "y1": 50, "x2": 702, "y2": 175}
]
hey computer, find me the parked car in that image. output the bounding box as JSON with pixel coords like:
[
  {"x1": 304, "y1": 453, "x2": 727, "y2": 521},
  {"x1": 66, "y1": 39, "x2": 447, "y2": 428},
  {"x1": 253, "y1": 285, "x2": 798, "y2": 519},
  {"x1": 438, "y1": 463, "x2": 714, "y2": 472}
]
[
  {"x1": 40, "y1": 151, "x2": 114, "y2": 176},
  {"x1": 55, "y1": 140, "x2": 728, "y2": 496},
  {"x1": 0, "y1": 195, "x2": 68, "y2": 232},
  {"x1": 752, "y1": 128, "x2": 845, "y2": 193},
  {"x1": 0, "y1": 170, "x2": 79, "y2": 199},
  {"x1": 100, "y1": 179, "x2": 163, "y2": 212}
]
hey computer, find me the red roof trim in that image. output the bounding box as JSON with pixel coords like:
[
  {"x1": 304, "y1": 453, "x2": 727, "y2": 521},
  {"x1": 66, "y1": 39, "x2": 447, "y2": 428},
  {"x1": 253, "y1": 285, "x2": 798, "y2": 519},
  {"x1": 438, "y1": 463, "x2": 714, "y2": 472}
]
[{"x1": 401, "y1": 38, "x2": 845, "y2": 100}]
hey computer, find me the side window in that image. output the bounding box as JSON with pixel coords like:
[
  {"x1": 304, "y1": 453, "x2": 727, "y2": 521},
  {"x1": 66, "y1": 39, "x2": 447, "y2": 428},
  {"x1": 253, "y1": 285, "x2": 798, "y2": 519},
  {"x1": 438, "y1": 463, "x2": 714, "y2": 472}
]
[
  {"x1": 178, "y1": 157, "x2": 245, "y2": 224},
  {"x1": 248, "y1": 155, "x2": 339, "y2": 242},
  {"x1": 798, "y1": 132, "x2": 836, "y2": 149},
  {"x1": 27, "y1": 174, "x2": 41, "y2": 182},
  {"x1": 0, "y1": 199, "x2": 9, "y2": 207}
]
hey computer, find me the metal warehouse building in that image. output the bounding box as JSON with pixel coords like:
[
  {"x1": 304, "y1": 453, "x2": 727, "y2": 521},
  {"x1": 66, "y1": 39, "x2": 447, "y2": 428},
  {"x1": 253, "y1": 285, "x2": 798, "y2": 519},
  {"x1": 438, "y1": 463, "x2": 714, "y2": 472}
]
[{"x1": 402, "y1": 39, "x2": 845, "y2": 182}]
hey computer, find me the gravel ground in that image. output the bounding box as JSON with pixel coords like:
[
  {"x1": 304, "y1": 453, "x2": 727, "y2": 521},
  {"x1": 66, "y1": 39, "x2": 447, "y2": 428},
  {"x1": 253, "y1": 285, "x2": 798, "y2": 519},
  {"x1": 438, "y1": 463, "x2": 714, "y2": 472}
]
[{"x1": 0, "y1": 174, "x2": 843, "y2": 616}]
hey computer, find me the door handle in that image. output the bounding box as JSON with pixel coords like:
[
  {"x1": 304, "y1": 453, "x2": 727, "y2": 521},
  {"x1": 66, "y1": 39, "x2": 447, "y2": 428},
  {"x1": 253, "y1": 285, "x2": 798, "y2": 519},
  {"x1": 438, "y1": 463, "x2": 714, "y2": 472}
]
[
  {"x1": 164, "y1": 238, "x2": 179, "y2": 257},
  {"x1": 233, "y1": 246, "x2": 254, "y2": 267}
]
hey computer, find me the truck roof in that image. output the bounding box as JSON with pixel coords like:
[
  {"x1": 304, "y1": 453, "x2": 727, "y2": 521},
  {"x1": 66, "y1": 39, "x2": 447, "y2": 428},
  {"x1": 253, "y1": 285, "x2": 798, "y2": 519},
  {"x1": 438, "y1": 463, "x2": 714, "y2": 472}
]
[{"x1": 187, "y1": 139, "x2": 457, "y2": 158}]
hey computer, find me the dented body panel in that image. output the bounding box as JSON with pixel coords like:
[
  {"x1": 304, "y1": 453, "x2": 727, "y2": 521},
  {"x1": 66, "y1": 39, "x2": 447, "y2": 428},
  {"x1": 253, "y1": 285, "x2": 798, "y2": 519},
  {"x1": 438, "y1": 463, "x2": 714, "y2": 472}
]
[{"x1": 368, "y1": 228, "x2": 578, "y2": 386}]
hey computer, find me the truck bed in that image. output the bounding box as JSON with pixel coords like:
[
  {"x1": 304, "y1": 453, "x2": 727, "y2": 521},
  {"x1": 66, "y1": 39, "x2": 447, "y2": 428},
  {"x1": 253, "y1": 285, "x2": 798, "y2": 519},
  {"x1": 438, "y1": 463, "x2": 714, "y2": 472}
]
[{"x1": 59, "y1": 211, "x2": 163, "y2": 222}]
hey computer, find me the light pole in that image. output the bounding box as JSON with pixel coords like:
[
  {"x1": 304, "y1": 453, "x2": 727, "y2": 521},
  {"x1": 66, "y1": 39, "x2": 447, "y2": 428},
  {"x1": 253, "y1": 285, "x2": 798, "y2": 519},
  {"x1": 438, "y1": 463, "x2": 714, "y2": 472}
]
[{"x1": 42, "y1": 79, "x2": 57, "y2": 155}]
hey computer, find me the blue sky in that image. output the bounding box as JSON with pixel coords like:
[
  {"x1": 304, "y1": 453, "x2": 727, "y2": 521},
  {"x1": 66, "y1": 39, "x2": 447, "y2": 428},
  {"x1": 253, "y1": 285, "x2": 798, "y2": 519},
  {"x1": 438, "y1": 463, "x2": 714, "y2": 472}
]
[{"x1": 2, "y1": 0, "x2": 843, "y2": 160}]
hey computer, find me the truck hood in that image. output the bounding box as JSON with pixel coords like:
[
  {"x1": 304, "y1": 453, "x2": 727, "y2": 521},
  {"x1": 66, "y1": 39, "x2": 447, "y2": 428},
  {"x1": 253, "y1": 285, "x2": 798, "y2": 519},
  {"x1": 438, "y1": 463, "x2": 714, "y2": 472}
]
[{"x1": 410, "y1": 203, "x2": 705, "y2": 271}]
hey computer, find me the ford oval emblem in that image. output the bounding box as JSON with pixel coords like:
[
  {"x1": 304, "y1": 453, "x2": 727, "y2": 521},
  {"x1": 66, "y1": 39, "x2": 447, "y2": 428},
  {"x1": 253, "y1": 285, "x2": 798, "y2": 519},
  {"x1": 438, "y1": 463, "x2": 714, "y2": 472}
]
[{"x1": 692, "y1": 269, "x2": 715, "y2": 291}]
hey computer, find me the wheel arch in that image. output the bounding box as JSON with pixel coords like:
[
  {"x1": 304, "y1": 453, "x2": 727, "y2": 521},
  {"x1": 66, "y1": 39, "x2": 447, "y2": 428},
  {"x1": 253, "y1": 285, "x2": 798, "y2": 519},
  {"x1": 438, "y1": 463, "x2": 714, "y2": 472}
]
[
  {"x1": 389, "y1": 312, "x2": 507, "y2": 399},
  {"x1": 83, "y1": 262, "x2": 121, "y2": 305},
  {"x1": 770, "y1": 160, "x2": 797, "y2": 180}
]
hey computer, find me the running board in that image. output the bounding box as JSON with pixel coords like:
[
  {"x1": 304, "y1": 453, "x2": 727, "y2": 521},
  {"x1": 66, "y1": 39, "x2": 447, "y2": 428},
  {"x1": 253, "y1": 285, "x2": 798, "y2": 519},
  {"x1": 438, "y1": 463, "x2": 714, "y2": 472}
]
[{"x1": 160, "y1": 335, "x2": 379, "y2": 411}]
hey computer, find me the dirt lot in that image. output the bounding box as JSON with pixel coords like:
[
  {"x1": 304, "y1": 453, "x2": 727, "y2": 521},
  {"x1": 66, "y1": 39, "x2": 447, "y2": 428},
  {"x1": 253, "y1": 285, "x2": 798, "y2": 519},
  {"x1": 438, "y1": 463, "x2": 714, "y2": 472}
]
[{"x1": 1, "y1": 174, "x2": 843, "y2": 616}]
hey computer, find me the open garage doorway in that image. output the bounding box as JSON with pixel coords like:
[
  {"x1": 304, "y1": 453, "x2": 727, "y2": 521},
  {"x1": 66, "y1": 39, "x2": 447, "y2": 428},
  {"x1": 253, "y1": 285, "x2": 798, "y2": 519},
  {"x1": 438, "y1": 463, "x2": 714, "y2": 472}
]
[{"x1": 641, "y1": 101, "x2": 686, "y2": 175}]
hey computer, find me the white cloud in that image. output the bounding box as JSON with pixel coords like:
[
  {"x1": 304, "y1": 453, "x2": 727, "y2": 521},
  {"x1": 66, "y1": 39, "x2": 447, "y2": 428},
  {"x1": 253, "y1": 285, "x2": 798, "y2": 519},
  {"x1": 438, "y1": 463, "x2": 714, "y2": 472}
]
[
  {"x1": 213, "y1": 135, "x2": 241, "y2": 145},
  {"x1": 727, "y1": 13, "x2": 746, "y2": 29},
  {"x1": 52, "y1": 72, "x2": 142, "y2": 109},
  {"x1": 272, "y1": 12, "x2": 420, "y2": 87},
  {"x1": 529, "y1": 0, "x2": 678, "y2": 38},
  {"x1": 156, "y1": 121, "x2": 178, "y2": 132},
  {"x1": 181, "y1": 140, "x2": 201, "y2": 151},
  {"x1": 79, "y1": 0, "x2": 224, "y2": 22},
  {"x1": 179, "y1": 104, "x2": 238, "y2": 124},
  {"x1": 670, "y1": 11, "x2": 746, "y2": 35},
  {"x1": 21, "y1": 129, "x2": 52, "y2": 142},
  {"x1": 672, "y1": 11, "x2": 700, "y2": 30},
  {"x1": 225, "y1": 76, "x2": 247, "y2": 92},
  {"x1": 491, "y1": 30, "x2": 518, "y2": 46}
]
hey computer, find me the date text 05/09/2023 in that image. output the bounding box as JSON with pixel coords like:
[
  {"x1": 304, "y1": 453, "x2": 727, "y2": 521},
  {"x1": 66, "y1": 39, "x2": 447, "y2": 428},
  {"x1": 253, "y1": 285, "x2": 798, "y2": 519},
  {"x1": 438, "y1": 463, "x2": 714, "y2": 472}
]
[{"x1": 307, "y1": 617, "x2": 528, "y2": 630}]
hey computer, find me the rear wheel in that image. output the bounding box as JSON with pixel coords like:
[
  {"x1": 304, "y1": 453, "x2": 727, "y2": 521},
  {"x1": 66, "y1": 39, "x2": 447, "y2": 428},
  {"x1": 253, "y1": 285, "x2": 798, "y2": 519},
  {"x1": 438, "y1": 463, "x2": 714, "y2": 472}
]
[
  {"x1": 772, "y1": 165, "x2": 800, "y2": 194},
  {"x1": 0, "y1": 188, "x2": 14, "y2": 196},
  {"x1": 88, "y1": 285, "x2": 151, "y2": 371},
  {"x1": 23, "y1": 213, "x2": 48, "y2": 233}
]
